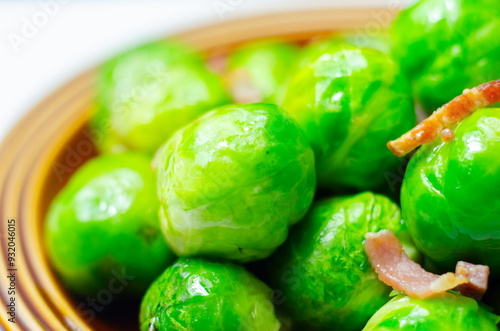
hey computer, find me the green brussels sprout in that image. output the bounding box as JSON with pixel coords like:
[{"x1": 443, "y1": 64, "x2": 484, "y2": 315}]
[
  {"x1": 391, "y1": 0, "x2": 500, "y2": 113},
  {"x1": 401, "y1": 108, "x2": 500, "y2": 273},
  {"x1": 363, "y1": 292, "x2": 500, "y2": 331},
  {"x1": 45, "y1": 154, "x2": 174, "y2": 296},
  {"x1": 140, "y1": 257, "x2": 280, "y2": 331},
  {"x1": 282, "y1": 40, "x2": 415, "y2": 191},
  {"x1": 156, "y1": 103, "x2": 316, "y2": 262},
  {"x1": 270, "y1": 192, "x2": 420, "y2": 331},
  {"x1": 226, "y1": 40, "x2": 299, "y2": 104},
  {"x1": 92, "y1": 40, "x2": 231, "y2": 154}
]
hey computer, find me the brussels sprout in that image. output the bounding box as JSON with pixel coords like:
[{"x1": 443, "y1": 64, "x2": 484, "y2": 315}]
[
  {"x1": 92, "y1": 40, "x2": 230, "y2": 154},
  {"x1": 402, "y1": 108, "x2": 500, "y2": 273},
  {"x1": 391, "y1": 0, "x2": 500, "y2": 113},
  {"x1": 139, "y1": 257, "x2": 280, "y2": 331},
  {"x1": 270, "y1": 192, "x2": 420, "y2": 330},
  {"x1": 226, "y1": 40, "x2": 299, "y2": 104},
  {"x1": 156, "y1": 103, "x2": 316, "y2": 262},
  {"x1": 282, "y1": 40, "x2": 415, "y2": 191},
  {"x1": 363, "y1": 292, "x2": 500, "y2": 331},
  {"x1": 45, "y1": 154, "x2": 174, "y2": 296}
]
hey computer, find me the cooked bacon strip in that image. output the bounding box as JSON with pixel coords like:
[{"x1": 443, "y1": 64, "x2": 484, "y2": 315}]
[
  {"x1": 455, "y1": 261, "x2": 489, "y2": 300},
  {"x1": 387, "y1": 79, "x2": 500, "y2": 157},
  {"x1": 226, "y1": 69, "x2": 262, "y2": 103},
  {"x1": 440, "y1": 128, "x2": 455, "y2": 142},
  {"x1": 206, "y1": 54, "x2": 228, "y2": 74},
  {"x1": 364, "y1": 230, "x2": 489, "y2": 299},
  {"x1": 364, "y1": 230, "x2": 466, "y2": 299}
]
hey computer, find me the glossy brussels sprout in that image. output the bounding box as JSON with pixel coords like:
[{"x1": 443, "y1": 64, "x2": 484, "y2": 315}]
[
  {"x1": 270, "y1": 192, "x2": 419, "y2": 330},
  {"x1": 402, "y1": 108, "x2": 500, "y2": 273},
  {"x1": 156, "y1": 103, "x2": 316, "y2": 262},
  {"x1": 140, "y1": 257, "x2": 280, "y2": 331},
  {"x1": 45, "y1": 154, "x2": 174, "y2": 296},
  {"x1": 363, "y1": 292, "x2": 500, "y2": 331},
  {"x1": 282, "y1": 40, "x2": 415, "y2": 191},
  {"x1": 226, "y1": 40, "x2": 299, "y2": 104},
  {"x1": 391, "y1": 0, "x2": 500, "y2": 112},
  {"x1": 92, "y1": 40, "x2": 230, "y2": 154}
]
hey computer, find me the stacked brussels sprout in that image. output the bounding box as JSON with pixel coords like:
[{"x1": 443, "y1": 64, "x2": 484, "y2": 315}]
[
  {"x1": 155, "y1": 103, "x2": 315, "y2": 263},
  {"x1": 46, "y1": 153, "x2": 175, "y2": 297},
  {"x1": 401, "y1": 109, "x2": 500, "y2": 273},
  {"x1": 363, "y1": 293, "x2": 499, "y2": 331},
  {"x1": 391, "y1": 0, "x2": 500, "y2": 113},
  {"x1": 270, "y1": 192, "x2": 420, "y2": 330},
  {"x1": 44, "y1": 1, "x2": 500, "y2": 329},
  {"x1": 282, "y1": 40, "x2": 415, "y2": 190}
]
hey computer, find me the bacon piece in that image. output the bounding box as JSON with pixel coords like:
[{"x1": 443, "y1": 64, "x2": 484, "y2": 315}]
[
  {"x1": 387, "y1": 79, "x2": 500, "y2": 157},
  {"x1": 364, "y1": 230, "x2": 489, "y2": 299},
  {"x1": 364, "y1": 230, "x2": 466, "y2": 299},
  {"x1": 206, "y1": 54, "x2": 228, "y2": 74},
  {"x1": 226, "y1": 69, "x2": 262, "y2": 104},
  {"x1": 455, "y1": 261, "x2": 489, "y2": 300},
  {"x1": 440, "y1": 128, "x2": 455, "y2": 142}
]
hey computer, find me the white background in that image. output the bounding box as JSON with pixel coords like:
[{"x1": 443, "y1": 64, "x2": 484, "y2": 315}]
[{"x1": 0, "y1": 0, "x2": 413, "y2": 143}]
